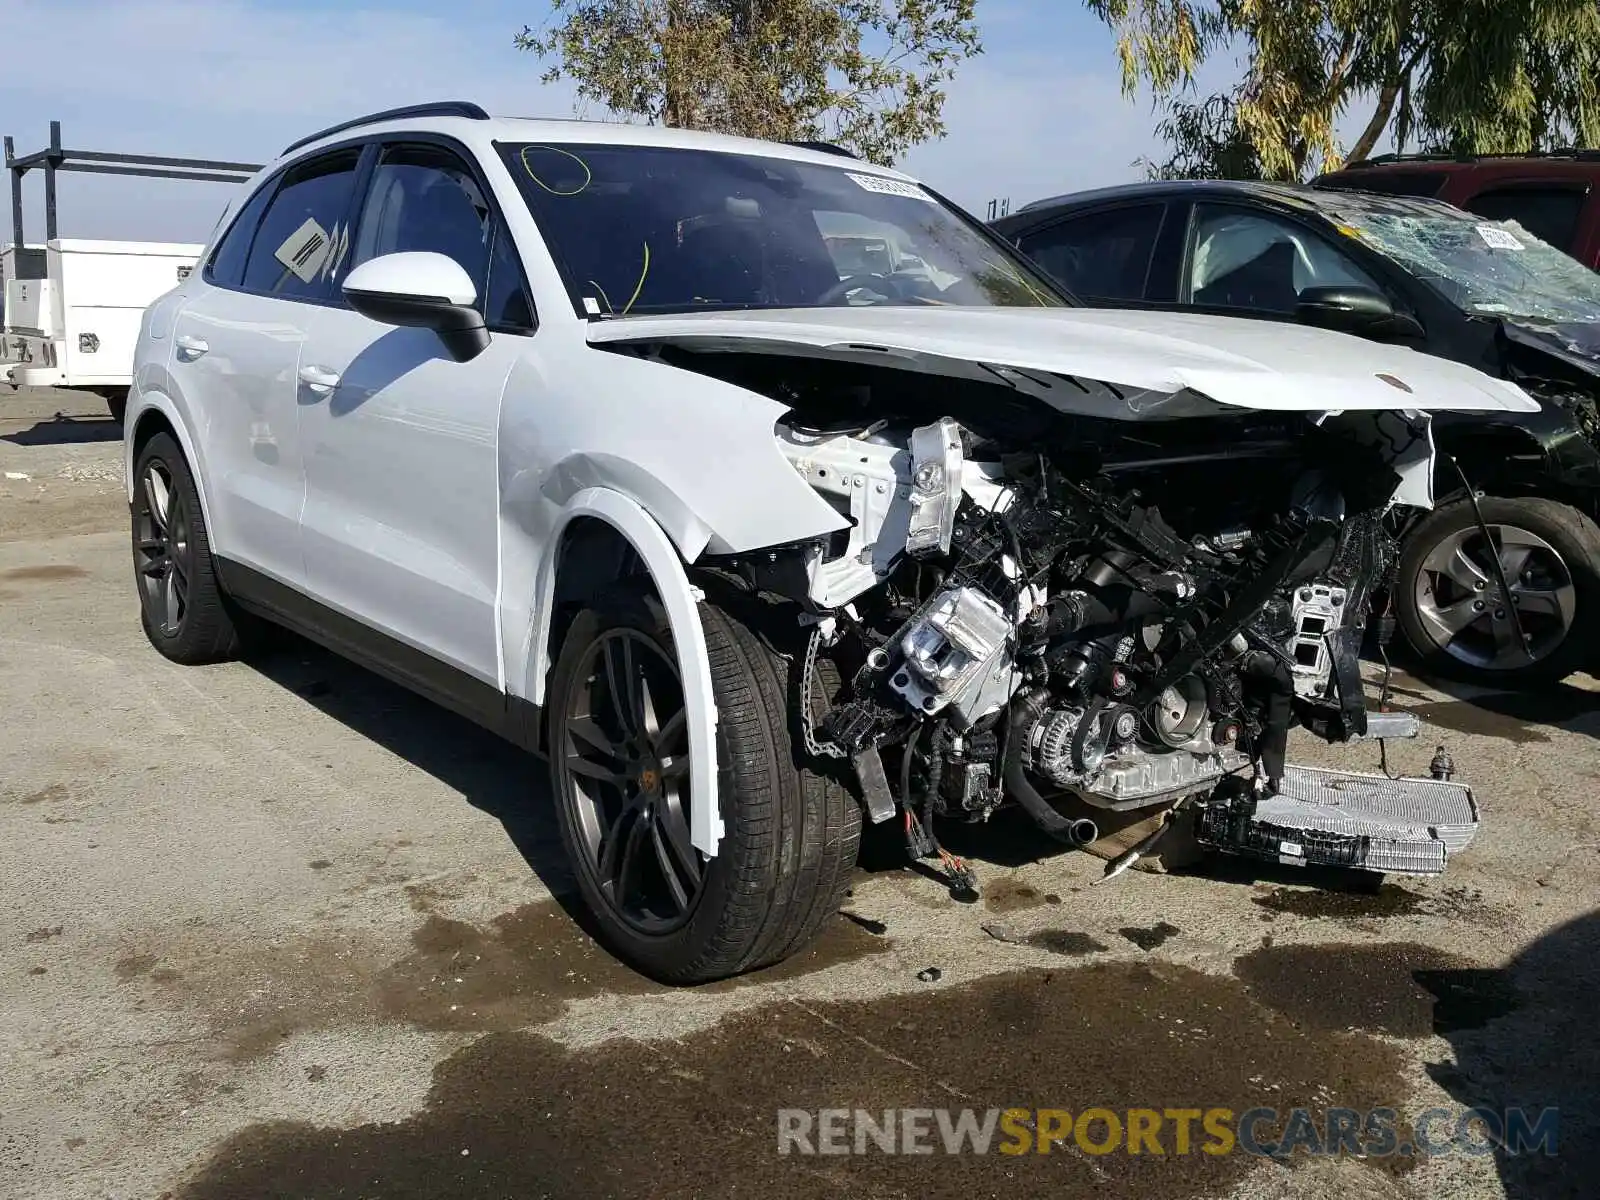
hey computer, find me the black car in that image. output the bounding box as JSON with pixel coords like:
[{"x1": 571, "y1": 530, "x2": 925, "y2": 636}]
[{"x1": 994, "y1": 180, "x2": 1600, "y2": 686}]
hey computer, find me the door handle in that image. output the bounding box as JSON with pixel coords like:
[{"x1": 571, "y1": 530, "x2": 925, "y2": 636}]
[
  {"x1": 175, "y1": 335, "x2": 208, "y2": 360},
  {"x1": 298, "y1": 365, "x2": 342, "y2": 394}
]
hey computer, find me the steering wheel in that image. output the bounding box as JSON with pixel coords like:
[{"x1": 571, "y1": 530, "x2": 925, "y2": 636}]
[{"x1": 815, "y1": 274, "x2": 903, "y2": 306}]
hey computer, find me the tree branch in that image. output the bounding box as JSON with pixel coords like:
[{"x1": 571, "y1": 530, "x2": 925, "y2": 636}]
[{"x1": 1348, "y1": 84, "x2": 1399, "y2": 163}]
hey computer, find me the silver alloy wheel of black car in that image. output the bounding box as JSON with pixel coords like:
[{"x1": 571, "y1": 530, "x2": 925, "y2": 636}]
[
  {"x1": 134, "y1": 460, "x2": 193, "y2": 636},
  {"x1": 1411, "y1": 521, "x2": 1576, "y2": 671},
  {"x1": 558, "y1": 627, "x2": 703, "y2": 935}
]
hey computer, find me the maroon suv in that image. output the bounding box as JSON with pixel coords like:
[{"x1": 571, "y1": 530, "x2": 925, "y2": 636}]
[{"x1": 1315, "y1": 152, "x2": 1600, "y2": 269}]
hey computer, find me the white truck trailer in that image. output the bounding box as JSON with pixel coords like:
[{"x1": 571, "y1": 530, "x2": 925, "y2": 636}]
[
  {"x1": 3, "y1": 120, "x2": 259, "y2": 423},
  {"x1": 2, "y1": 239, "x2": 202, "y2": 422}
]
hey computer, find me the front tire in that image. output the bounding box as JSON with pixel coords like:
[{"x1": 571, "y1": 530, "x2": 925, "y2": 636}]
[
  {"x1": 1396, "y1": 495, "x2": 1600, "y2": 685},
  {"x1": 131, "y1": 432, "x2": 244, "y2": 665},
  {"x1": 547, "y1": 585, "x2": 860, "y2": 983}
]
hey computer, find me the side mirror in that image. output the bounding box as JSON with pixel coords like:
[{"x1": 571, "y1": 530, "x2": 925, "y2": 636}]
[
  {"x1": 342, "y1": 251, "x2": 490, "y2": 362},
  {"x1": 1295, "y1": 285, "x2": 1424, "y2": 341}
]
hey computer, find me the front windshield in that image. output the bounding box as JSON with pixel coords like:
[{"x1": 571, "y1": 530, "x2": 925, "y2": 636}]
[
  {"x1": 1327, "y1": 196, "x2": 1600, "y2": 324},
  {"x1": 499, "y1": 143, "x2": 1066, "y2": 317}
]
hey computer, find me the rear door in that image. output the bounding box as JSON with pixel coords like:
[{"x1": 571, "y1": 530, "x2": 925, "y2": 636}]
[
  {"x1": 170, "y1": 147, "x2": 364, "y2": 585},
  {"x1": 295, "y1": 138, "x2": 538, "y2": 692},
  {"x1": 1012, "y1": 204, "x2": 1168, "y2": 305}
]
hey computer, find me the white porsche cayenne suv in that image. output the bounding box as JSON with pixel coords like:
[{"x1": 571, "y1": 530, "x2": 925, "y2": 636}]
[{"x1": 127, "y1": 102, "x2": 1533, "y2": 982}]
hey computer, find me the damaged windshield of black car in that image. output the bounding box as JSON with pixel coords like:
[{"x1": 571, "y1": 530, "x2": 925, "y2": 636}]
[
  {"x1": 1329, "y1": 198, "x2": 1600, "y2": 325},
  {"x1": 499, "y1": 142, "x2": 1066, "y2": 316}
]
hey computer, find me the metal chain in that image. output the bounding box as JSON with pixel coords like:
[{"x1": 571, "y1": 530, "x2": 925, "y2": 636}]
[{"x1": 800, "y1": 625, "x2": 847, "y2": 759}]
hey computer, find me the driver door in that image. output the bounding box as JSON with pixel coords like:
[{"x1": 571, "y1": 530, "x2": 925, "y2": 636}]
[
  {"x1": 295, "y1": 139, "x2": 538, "y2": 695},
  {"x1": 1180, "y1": 204, "x2": 1388, "y2": 323}
]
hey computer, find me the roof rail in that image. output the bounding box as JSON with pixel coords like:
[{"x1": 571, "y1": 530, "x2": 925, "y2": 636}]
[
  {"x1": 281, "y1": 101, "x2": 491, "y2": 156},
  {"x1": 1345, "y1": 147, "x2": 1600, "y2": 168},
  {"x1": 785, "y1": 140, "x2": 858, "y2": 160}
]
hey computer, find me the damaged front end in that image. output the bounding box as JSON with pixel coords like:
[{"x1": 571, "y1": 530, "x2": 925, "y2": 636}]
[{"x1": 710, "y1": 391, "x2": 1479, "y2": 883}]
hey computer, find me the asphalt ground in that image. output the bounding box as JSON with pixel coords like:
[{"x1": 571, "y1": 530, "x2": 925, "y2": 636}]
[{"x1": 3, "y1": 385, "x2": 1597, "y2": 1199}]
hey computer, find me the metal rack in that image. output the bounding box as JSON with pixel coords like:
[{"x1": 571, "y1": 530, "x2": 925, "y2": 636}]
[{"x1": 4, "y1": 119, "x2": 263, "y2": 250}]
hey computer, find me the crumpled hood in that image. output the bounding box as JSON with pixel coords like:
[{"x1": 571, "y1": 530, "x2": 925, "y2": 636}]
[
  {"x1": 588, "y1": 306, "x2": 1540, "y2": 416},
  {"x1": 1501, "y1": 318, "x2": 1600, "y2": 377}
]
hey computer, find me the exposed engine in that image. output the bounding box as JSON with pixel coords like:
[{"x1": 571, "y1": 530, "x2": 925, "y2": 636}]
[
  {"x1": 758, "y1": 407, "x2": 1389, "y2": 805},
  {"x1": 688, "y1": 354, "x2": 1476, "y2": 879}
]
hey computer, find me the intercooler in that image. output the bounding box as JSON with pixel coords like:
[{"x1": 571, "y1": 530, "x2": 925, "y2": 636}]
[{"x1": 1195, "y1": 764, "x2": 1479, "y2": 875}]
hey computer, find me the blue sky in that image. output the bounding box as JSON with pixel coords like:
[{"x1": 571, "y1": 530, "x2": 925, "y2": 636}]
[{"x1": 5, "y1": 0, "x2": 1221, "y2": 244}]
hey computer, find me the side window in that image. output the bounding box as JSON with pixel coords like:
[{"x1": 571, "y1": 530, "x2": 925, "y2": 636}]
[
  {"x1": 1018, "y1": 206, "x2": 1164, "y2": 300},
  {"x1": 205, "y1": 181, "x2": 276, "y2": 288},
  {"x1": 484, "y1": 224, "x2": 535, "y2": 332},
  {"x1": 1186, "y1": 204, "x2": 1381, "y2": 314},
  {"x1": 352, "y1": 144, "x2": 493, "y2": 305},
  {"x1": 1463, "y1": 186, "x2": 1588, "y2": 252},
  {"x1": 241, "y1": 150, "x2": 362, "y2": 299}
]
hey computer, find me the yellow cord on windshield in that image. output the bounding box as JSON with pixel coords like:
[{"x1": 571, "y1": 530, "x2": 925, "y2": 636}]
[
  {"x1": 519, "y1": 145, "x2": 592, "y2": 196},
  {"x1": 621, "y1": 242, "x2": 650, "y2": 315}
]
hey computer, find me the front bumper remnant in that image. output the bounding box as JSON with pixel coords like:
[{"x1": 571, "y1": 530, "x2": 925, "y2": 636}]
[{"x1": 1195, "y1": 764, "x2": 1479, "y2": 875}]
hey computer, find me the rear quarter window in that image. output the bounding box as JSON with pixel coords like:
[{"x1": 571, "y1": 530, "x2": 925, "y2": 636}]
[{"x1": 205, "y1": 182, "x2": 276, "y2": 288}]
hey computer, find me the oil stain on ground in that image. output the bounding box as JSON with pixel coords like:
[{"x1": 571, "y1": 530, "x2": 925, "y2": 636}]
[
  {"x1": 178, "y1": 959, "x2": 1416, "y2": 1200},
  {"x1": 1234, "y1": 942, "x2": 1519, "y2": 1038},
  {"x1": 376, "y1": 901, "x2": 888, "y2": 1030},
  {"x1": 1253, "y1": 883, "x2": 1501, "y2": 926},
  {"x1": 1120, "y1": 921, "x2": 1181, "y2": 951},
  {"x1": 1027, "y1": 930, "x2": 1108, "y2": 956},
  {"x1": 1254, "y1": 886, "x2": 1427, "y2": 921},
  {"x1": 983, "y1": 874, "x2": 1048, "y2": 914},
  {"x1": 0, "y1": 564, "x2": 89, "y2": 584},
  {"x1": 122, "y1": 899, "x2": 887, "y2": 1059},
  {"x1": 15, "y1": 783, "x2": 67, "y2": 806}
]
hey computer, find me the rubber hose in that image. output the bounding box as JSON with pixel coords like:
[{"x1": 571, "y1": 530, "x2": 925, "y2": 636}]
[{"x1": 1003, "y1": 692, "x2": 1101, "y2": 846}]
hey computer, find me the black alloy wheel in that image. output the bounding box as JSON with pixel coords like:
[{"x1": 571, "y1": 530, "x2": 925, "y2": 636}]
[
  {"x1": 547, "y1": 585, "x2": 861, "y2": 984},
  {"x1": 134, "y1": 457, "x2": 194, "y2": 637},
  {"x1": 558, "y1": 627, "x2": 703, "y2": 934},
  {"x1": 130, "y1": 431, "x2": 247, "y2": 665}
]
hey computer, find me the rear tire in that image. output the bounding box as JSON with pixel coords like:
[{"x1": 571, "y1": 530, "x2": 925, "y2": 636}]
[
  {"x1": 547, "y1": 584, "x2": 860, "y2": 983},
  {"x1": 105, "y1": 391, "x2": 128, "y2": 427},
  {"x1": 131, "y1": 433, "x2": 243, "y2": 665},
  {"x1": 1396, "y1": 495, "x2": 1600, "y2": 686}
]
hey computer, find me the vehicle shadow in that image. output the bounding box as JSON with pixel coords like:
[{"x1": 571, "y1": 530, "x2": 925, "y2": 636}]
[
  {"x1": 0, "y1": 413, "x2": 122, "y2": 446},
  {"x1": 239, "y1": 631, "x2": 576, "y2": 899},
  {"x1": 1420, "y1": 908, "x2": 1600, "y2": 1197},
  {"x1": 1367, "y1": 652, "x2": 1600, "y2": 742},
  {"x1": 1382, "y1": 672, "x2": 1600, "y2": 745}
]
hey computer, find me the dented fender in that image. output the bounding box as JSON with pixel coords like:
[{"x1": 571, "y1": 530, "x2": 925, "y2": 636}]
[
  {"x1": 498, "y1": 348, "x2": 859, "y2": 859},
  {"x1": 523, "y1": 487, "x2": 725, "y2": 857}
]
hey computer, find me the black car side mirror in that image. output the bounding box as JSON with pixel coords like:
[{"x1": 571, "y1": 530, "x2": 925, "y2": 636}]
[{"x1": 1295, "y1": 285, "x2": 1425, "y2": 341}]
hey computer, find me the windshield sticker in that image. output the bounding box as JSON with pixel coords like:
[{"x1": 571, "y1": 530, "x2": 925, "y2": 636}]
[
  {"x1": 274, "y1": 217, "x2": 332, "y2": 284},
  {"x1": 1476, "y1": 225, "x2": 1524, "y2": 251},
  {"x1": 846, "y1": 173, "x2": 935, "y2": 202}
]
